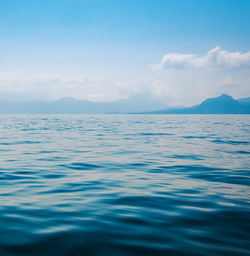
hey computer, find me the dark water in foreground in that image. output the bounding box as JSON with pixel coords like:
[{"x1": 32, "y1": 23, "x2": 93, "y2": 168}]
[{"x1": 0, "y1": 115, "x2": 249, "y2": 256}]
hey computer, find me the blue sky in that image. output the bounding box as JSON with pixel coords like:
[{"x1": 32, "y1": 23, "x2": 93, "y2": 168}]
[{"x1": 0, "y1": 0, "x2": 249, "y2": 104}]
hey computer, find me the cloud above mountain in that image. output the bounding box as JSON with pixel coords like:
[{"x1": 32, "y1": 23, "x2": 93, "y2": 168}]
[
  {"x1": 148, "y1": 47, "x2": 250, "y2": 105},
  {"x1": 0, "y1": 47, "x2": 249, "y2": 106},
  {"x1": 0, "y1": 72, "x2": 151, "y2": 102},
  {"x1": 152, "y1": 47, "x2": 250, "y2": 70}
]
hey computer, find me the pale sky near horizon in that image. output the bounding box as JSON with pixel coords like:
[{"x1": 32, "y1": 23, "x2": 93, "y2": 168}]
[{"x1": 0, "y1": 0, "x2": 249, "y2": 105}]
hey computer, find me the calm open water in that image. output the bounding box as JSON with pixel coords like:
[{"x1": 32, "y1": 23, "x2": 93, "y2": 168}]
[{"x1": 0, "y1": 114, "x2": 249, "y2": 256}]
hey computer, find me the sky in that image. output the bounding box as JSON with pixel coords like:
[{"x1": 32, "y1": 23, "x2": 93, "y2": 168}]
[{"x1": 0, "y1": 0, "x2": 249, "y2": 105}]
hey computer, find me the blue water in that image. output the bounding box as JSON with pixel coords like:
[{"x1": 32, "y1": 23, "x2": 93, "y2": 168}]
[{"x1": 0, "y1": 114, "x2": 249, "y2": 256}]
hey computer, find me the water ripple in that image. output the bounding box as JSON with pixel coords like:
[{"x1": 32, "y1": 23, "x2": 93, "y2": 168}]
[{"x1": 0, "y1": 114, "x2": 249, "y2": 256}]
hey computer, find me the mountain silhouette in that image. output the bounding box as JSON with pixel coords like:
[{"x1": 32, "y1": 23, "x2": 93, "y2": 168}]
[
  {"x1": 0, "y1": 93, "x2": 168, "y2": 114},
  {"x1": 238, "y1": 97, "x2": 250, "y2": 108},
  {"x1": 0, "y1": 94, "x2": 249, "y2": 114},
  {"x1": 149, "y1": 94, "x2": 250, "y2": 114}
]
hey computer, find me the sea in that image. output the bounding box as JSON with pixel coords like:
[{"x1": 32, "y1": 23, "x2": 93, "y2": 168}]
[{"x1": 0, "y1": 114, "x2": 249, "y2": 256}]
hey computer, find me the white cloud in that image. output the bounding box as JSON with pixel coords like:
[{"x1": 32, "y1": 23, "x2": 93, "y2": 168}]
[
  {"x1": 0, "y1": 72, "x2": 154, "y2": 102},
  {"x1": 220, "y1": 75, "x2": 234, "y2": 86},
  {"x1": 152, "y1": 47, "x2": 250, "y2": 69},
  {"x1": 0, "y1": 72, "x2": 122, "y2": 102},
  {"x1": 0, "y1": 46, "x2": 249, "y2": 106},
  {"x1": 148, "y1": 47, "x2": 250, "y2": 105}
]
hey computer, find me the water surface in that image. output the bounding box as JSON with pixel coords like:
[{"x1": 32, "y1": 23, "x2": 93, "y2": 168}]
[{"x1": 0, "y1": 114, "x2": 249, "y2": 256}]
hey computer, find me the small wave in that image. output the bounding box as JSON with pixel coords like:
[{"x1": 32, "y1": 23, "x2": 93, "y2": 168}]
[
  {"x1": 169, "y1": 154, "x2": 204, "y2": 160},
  {"x1": 61, "y1": 162, "x2": 102, "y2": 170},
  {"x1": 182, "y1": 135, "x2": 209, "y2": 139},
  {"x1": 235, "y1": 150, "x2": 250, "y2": 154},
  {"x1": 139, "y1": 132, "x2": 173, "y2": 136},
  {"x1": 211, "y1": 139, "x2": 249, "y2": 145},
  {"x1": 0, "y1": 140, "x2": 41, "y2": 145}
]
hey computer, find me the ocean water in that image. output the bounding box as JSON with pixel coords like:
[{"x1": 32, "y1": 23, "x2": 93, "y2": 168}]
[{"x1": 0, "y1": 114, "x2": 249, "y2": 256}]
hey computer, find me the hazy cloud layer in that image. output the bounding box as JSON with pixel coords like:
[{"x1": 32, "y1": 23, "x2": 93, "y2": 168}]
[
  {"x1": 0, "y1": 72, "x2": 151, "y2": 102},
  {"x1": 0, "y1": 47, "x2": 249, "y2": 106},
  {"x1": 152, "y1": 47, "x2": 250, "y2": 69}
]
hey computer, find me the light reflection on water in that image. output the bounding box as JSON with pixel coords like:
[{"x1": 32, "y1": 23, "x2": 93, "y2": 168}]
[{"x1": 0, "y1": 114, "x2": 250, "y2": 256}]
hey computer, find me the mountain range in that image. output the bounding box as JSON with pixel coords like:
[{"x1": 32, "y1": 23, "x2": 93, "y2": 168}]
[
  {"x1": 0, "y1": 94, "x2": 168, "y2": 114},
  {"x1": 147, "y1": 94, "x2": 250, "y2": 114},
  {"x1": 0, "y1": 94, "x2": 249, "y2": 114}
]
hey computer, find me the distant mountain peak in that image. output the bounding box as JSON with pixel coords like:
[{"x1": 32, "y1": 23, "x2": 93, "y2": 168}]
[
  {"x1": 0, "y1": 93, "x2": 168, "y2": 114},
  {"x1": 206, "y1": 94, "x2": 234, "y2": 101},
  {"x1": 149, "y1": 94, "x2": 250, "y2": 114},
  {"x1": 200, "y1": 94, "x2": 236, "y2": 106},
  {"x1": 218, "y1": 93, "x2": 232, "y2": 98}
]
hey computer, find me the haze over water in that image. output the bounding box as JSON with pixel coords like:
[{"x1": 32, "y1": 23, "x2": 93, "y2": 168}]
[{"x1": 0, "y1": 114, "x2": 249, "y2": 256}]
